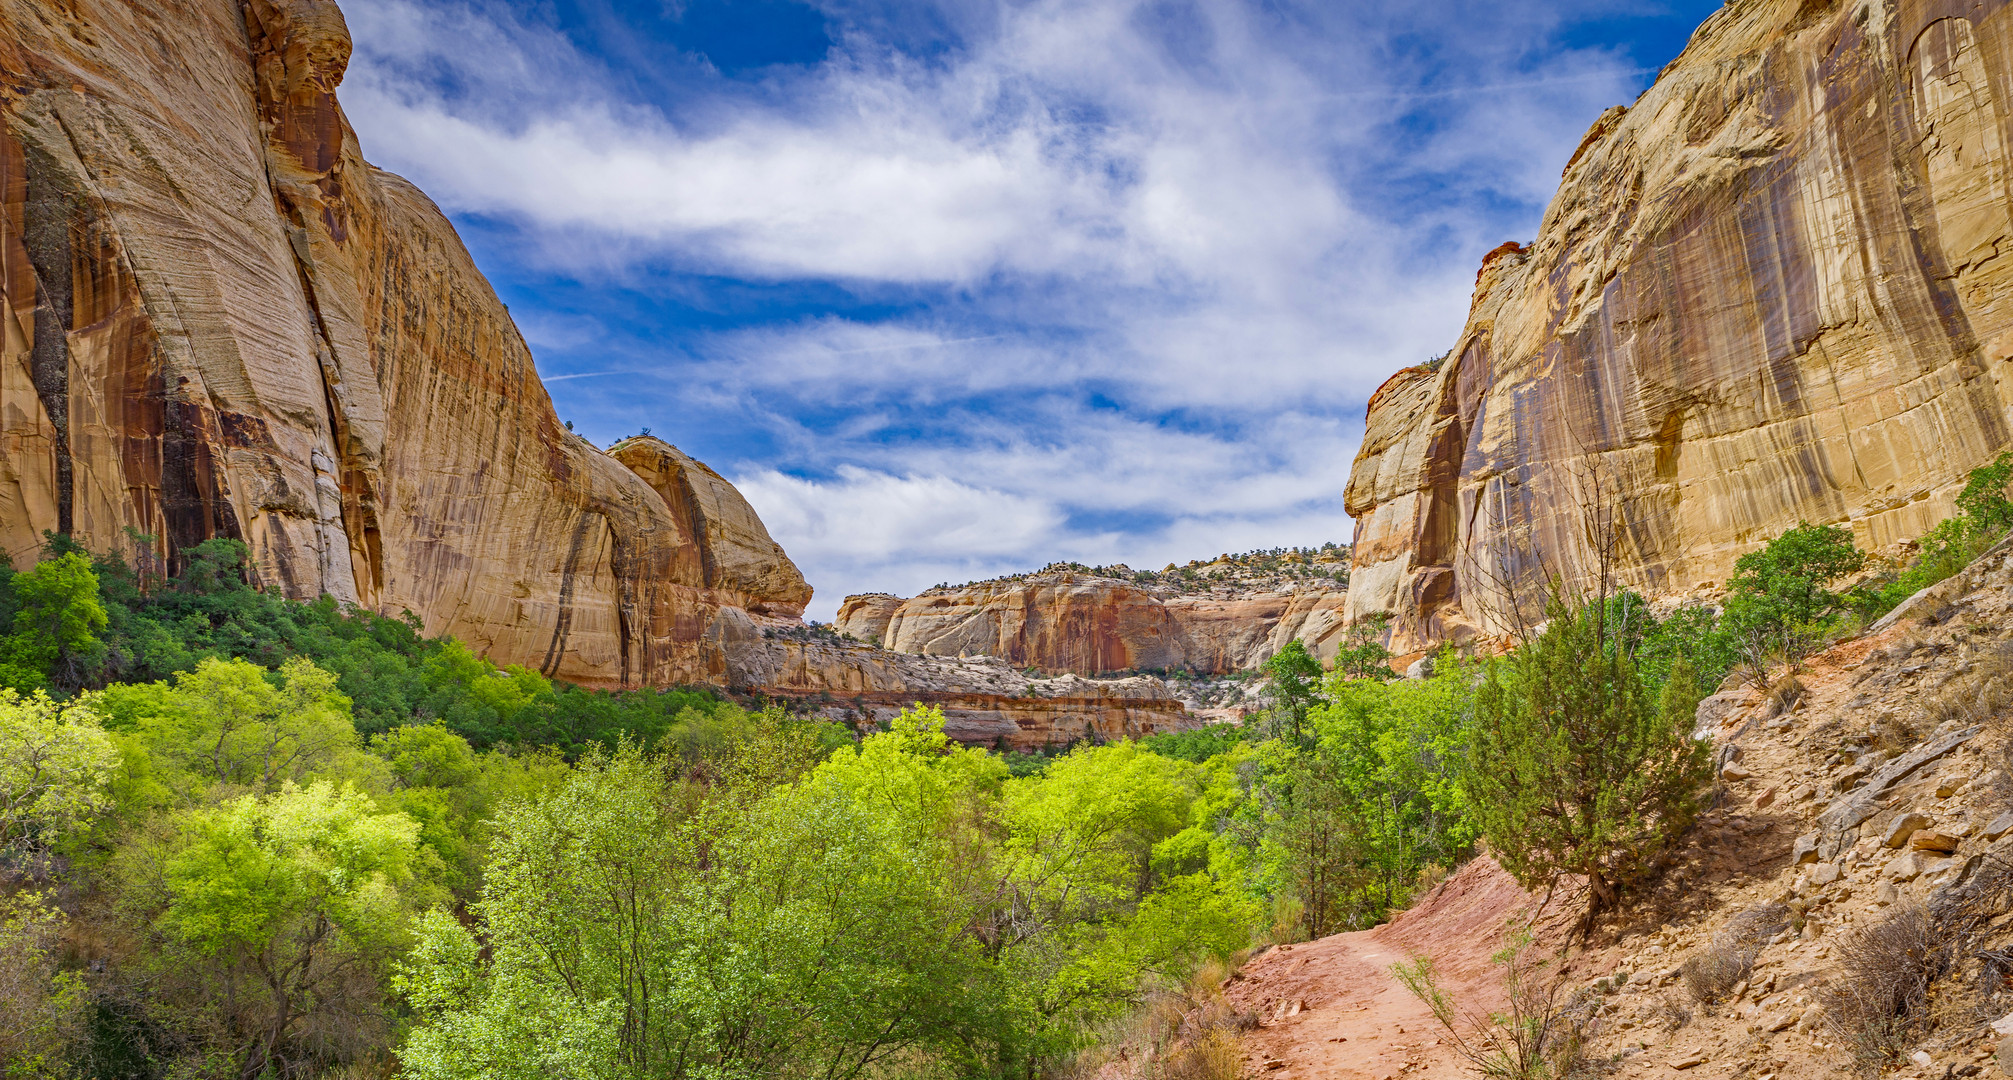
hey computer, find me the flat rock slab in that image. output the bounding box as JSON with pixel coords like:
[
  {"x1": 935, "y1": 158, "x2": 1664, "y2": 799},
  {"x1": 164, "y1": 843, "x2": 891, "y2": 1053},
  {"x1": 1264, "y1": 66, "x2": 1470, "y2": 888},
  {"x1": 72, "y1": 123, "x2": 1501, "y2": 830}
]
[{"x1": 1818, "y1": 726, "x2": 1979, "y2": 842}]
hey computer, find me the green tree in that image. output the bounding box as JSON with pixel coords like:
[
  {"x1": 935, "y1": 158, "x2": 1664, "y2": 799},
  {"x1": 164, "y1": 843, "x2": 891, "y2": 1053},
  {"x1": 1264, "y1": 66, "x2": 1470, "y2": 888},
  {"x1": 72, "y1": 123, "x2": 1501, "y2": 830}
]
[
  {"x1": 127, "y1": 656, "x2": 364, "y2": 795},
  {"x1": 1263, "y1": 639, "x2": 1326, "y2": 744},
  {"x1": 1331, "y1": 613, "x2": 1394, "y2": 680},
  {"x1": 153, "y1": 780, "x2": 429, "y2": 1080},
  {"x1": 1005, "y1": 740, "x2": 1201, "y2": 907},
  {"x1": 0, "y1": 552, "x2": 108, "y2": 691},
  {"x1": 399, "y1": 718, "x2": 1006, "y2": 1080},
  {"x1": 0, "y1": 688, "x2": 117, "y2": 857},
  {"x1": 1954, "y1": 450, "x2": 2013, "y2": 537},
  {"x1": 1723, "y1": 522, "x2": 1864, "y2": 660},
  {"x1": 1245, "y1": 740, "x2": 1365, "y2": 939},
  {"x1": 0, "y1": 891, "x2": 86, "y2": 1077},
  {"x1": 1306, "y1": 662, "x2": 1476, "y2": 918},
  {"x1": 1465, "y1": 597, "x2": 1711, "y2": 933}
]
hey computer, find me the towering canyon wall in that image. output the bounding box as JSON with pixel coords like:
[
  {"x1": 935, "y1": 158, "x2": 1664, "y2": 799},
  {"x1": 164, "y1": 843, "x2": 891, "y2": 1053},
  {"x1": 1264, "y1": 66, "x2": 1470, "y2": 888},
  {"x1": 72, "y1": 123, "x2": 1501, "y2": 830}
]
[
  {"x1": 1347, "y1": 0, "x2": 2013, "y2": 653},
  {"x1": 0, "y1": 0, "x2": 809, "y2": 687}
]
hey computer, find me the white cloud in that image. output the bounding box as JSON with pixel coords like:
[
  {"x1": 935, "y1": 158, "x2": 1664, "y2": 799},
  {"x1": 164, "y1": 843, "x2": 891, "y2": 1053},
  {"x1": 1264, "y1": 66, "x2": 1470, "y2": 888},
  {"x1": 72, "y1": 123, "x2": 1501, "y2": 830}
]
[{"x1": 336, "y1": 0, "x2": 1674, "y2": 619}]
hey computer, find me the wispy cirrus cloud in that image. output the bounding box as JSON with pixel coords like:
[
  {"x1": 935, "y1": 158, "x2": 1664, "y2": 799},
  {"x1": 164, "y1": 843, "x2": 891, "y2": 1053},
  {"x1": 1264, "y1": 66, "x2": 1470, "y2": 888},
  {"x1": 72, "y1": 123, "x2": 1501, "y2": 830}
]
[{"x1": 337, "y1": 0, "x2": 1715, "y2": 617}]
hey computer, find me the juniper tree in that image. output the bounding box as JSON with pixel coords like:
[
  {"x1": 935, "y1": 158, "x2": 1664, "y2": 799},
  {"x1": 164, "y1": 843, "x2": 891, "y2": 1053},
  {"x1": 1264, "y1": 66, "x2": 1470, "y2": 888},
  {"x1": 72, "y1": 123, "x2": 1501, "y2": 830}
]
[{"x1": 1465, "y1": 595, "x2": 1711, "y2": 935}]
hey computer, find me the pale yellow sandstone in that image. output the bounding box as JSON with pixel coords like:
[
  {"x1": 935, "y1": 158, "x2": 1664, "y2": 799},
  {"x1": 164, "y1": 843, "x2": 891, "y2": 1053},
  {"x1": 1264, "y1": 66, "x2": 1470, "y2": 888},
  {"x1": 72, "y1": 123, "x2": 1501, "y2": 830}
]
[{"x1": 1346, "y1": 0, "x2": 2013, "y2": 653}]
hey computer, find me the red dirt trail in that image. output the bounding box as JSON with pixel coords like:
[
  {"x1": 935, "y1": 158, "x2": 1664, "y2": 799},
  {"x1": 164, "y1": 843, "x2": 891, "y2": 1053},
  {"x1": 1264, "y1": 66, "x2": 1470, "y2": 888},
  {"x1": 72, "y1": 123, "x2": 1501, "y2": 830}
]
[{"x1": 1222, "y1": 858, "x2": 1541, "y2": 1080}]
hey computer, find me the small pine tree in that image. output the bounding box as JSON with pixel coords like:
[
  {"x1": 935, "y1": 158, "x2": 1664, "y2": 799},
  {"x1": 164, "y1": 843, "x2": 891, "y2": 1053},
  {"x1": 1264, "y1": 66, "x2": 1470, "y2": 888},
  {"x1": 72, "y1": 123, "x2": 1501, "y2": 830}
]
[
  {"x1": 1465, "y1": 595, "x2": 1711, "y2": 935},
  {"x1": 1262, "y1": 639, "x2": 1325, "y2": 745},
  {"x1": 1332, "y1": 613, "x2": 1393, "y2": 680}
]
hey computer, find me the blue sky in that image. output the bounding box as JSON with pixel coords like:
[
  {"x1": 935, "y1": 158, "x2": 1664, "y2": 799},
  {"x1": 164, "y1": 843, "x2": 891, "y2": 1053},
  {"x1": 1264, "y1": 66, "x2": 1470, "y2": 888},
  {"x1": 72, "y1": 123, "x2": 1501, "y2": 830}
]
[{"x1": 339, "y1": 0, "x2": 1720, "y2": 620}]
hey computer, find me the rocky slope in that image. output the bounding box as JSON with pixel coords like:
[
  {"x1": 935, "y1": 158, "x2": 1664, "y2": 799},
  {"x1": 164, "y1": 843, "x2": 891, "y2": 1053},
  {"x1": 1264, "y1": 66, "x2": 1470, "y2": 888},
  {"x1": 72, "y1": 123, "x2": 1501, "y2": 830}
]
[
  {"x1": 1347, "y1": 0, "x2": 2013, "y2": 654},
  {"x1": 835, "y1": 547, "x2": 1351, "y2": 677},
  {"x1": 0, "y1": 0, "x2": 828, "y2": 688},
  {"x1": 1215, "y1": 539, "x2": 2013, "y2": 1080}
]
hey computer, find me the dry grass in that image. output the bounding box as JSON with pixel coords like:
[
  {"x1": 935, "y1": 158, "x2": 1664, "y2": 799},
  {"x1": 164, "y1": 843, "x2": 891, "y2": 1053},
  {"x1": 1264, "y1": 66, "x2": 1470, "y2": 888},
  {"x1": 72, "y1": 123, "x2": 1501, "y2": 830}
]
[
  {"x1": 1158, "y1": 1029, "x2": 1244, "y2": 1080},
  {"x1": 313, "y1": 1055, "x2": 396, "y2": 1080},
  {"x1": 1924, "y1": 640, "x2": 2013, "y2": 730},
  {"x1": 1649, "y1": 994, "x2": 1692, "y2": 1033},
  {"x1": 1819, "y1": 902, "x2": 1962, "y2": 1075},
  {"x1": 1058, "y1": 960, "x2": 1256, "y2": 1080},
  {"x1": 1680, "y1": 905, "x2": 1788, "y2": 1006},
  {"x1": 1395, "y1": 927, "x2": 1603, "y2": 1080},
  {"x1": 1761, "y1": 676, "x2": 1806, "y2": 719}
]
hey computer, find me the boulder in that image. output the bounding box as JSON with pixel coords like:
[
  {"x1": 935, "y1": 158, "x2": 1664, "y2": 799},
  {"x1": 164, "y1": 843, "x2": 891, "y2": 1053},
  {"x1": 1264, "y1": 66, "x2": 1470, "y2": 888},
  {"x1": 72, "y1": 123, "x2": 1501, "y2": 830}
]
[
  {"x1": 1694, "y1": 691, "x2": 1753, "y2": 735},
  {"x1": 1818, "y1": 728, "x2": 1981, "y2": 843},
  {"x1": 1885, "y1": 813, "x2": 1934, "y2": 849},
  {"x1": 1886, "y1": 852, "x2": 1928, "y2": 882},
  {"x1": 1792, "y1": 833, "x2": 1821, "y2": 866},
  {"x1": 1910, "y1": 831, "x2": 1961, "y2": 854}
]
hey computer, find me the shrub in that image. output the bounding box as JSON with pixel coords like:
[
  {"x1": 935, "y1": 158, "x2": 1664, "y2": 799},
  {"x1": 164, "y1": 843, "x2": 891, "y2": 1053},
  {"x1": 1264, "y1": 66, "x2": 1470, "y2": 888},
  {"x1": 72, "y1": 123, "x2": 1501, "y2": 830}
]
[
  {"x1": 1821, "y1": 903, "x2": 1961, "y2": 1074},
  {"x1": 1850, "y1": 453, "x2": 2013, "y2": 618},
  {"x1": 1466, "y1": 595, "x2": 1713, "y2": 933},
  {"x1": 1394, "y1": 927, "x2": 1597, "y2": 1080},
  {"x1": 1161, "y1": 1028, "x2": 1244, "y2": 1080},
  {"x1": 1723, "y1": 522, "x2": 1864, "y2": 663},
  {"x1": 1331, "y1": 613, "x2": 1393, "y2": 680},
  {"x1": 1679, "y1": 904, "x2": 1787, "y2": 1004}
]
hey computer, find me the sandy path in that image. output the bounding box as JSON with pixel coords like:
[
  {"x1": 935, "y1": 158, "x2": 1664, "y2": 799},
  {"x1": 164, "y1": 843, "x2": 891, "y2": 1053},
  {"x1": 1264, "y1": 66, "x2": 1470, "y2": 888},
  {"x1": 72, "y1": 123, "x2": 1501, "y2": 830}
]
[{"x1": 1224, "y1": 859, "x2": 1539, "y2": 1080}]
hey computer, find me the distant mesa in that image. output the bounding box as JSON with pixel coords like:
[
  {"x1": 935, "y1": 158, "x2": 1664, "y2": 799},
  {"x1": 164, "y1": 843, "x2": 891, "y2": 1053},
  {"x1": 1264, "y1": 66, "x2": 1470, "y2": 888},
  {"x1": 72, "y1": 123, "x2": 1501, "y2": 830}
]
[{"x1": 836, "y1": 545, "x2": 1350, "y2": 678}]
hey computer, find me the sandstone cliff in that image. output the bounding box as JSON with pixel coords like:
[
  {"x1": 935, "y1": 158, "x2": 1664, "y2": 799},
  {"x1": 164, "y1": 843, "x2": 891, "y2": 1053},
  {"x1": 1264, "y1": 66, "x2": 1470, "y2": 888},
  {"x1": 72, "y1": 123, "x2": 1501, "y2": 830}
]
[
  {"x1": 1346, "y1": 0, "x2": 2013, "y2": 653},
  {"x1": 714, "y1": 629, "x2": 1191, "y2": 750},
  {"x1": 836, "y1": 549, "x2": 1350, "y2": 676},
  {"x1": 0, "y1": 0, "x2": 811, "y2": 686}
]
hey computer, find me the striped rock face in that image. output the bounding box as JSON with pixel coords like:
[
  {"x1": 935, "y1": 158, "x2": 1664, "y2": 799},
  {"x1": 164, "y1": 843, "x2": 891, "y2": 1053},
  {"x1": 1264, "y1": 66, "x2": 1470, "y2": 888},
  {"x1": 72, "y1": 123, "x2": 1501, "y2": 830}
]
[
  {"x1": 1346, "y1": 0, "x2": 2013, "y2": 653},
  {"x1": 0, "y1": 0, "x2": 807, "y2": 687},
  {"x1": 836, "y1": 571, "x2": 1350, "y2": 676}
]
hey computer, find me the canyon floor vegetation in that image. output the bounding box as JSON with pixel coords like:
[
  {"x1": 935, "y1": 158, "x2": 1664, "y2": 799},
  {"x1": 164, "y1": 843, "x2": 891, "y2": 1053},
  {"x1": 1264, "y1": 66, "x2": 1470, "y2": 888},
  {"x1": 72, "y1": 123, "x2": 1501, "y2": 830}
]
[{"x1": 0, "y1": 460, "x2": 2002, "y2": 1080}]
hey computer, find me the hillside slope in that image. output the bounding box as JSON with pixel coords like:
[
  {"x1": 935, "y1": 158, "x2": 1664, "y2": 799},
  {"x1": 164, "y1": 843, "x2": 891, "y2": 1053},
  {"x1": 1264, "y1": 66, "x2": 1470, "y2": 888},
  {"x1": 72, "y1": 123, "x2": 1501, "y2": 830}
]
[{"x1": 1229, "y1": 541, "x2": 2013, "y2": 1079}]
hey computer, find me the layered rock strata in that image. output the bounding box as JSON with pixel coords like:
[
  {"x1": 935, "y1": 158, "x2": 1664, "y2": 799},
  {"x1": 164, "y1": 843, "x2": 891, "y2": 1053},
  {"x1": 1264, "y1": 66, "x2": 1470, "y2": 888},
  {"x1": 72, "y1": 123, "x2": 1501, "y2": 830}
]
[
  {"x1": 713, "y1": 624, "x2": 1193, "y2": 748},
  {"x1": 836, "y1": 569, "x2": 1349, "y2": 676},
  {"x1": 1347, "y1": 0, "x2": 2013, "y2": 653},
  {"x1": 0, "y1": 0, "x2": 811, "y2": 686}
]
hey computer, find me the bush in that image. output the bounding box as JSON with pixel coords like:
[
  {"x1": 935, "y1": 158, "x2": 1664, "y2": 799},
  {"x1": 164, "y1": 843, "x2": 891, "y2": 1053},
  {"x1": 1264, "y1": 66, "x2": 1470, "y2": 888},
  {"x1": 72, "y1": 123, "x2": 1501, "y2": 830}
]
[
  {"x1": 1142, "y1": 724, "x2": 1250, "y2": 763},
  {"x1": 1394, "y1": 927, "x2": 1598, "y2": 1080},
  {"x1": 1723, "y1": 522, "x2": 1864, "y2": 663},
  {"x1": 1821, "y1": 903, "x2": 1961, "y2": 1073},
  {"x1": 1679, "y1": 904, "x2": 1787, "y2": 1004},
  {"x1": 1466, "y1": 595, "x2": 1712, "y2": 933},
  {"x1": 1850, "y1": 453, "x2": 2013, "y2": 619},
  {"x1": 1331, "y1": 613, "x2": 1393, "y2": 680}
]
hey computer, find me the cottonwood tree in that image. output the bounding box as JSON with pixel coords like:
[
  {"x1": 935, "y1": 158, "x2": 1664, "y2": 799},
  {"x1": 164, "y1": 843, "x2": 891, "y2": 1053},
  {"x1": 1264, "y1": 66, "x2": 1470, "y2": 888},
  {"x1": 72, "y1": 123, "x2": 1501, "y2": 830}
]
[
  {"x1": 155, "y1": 781, "x2": 428, "y2": 1080},
  {"x1": 0, "y1": 552, "x2": 108, "y2": 692},
  {"x1": 0, "y1": 689, "x2": 117, "y2": 859}
]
